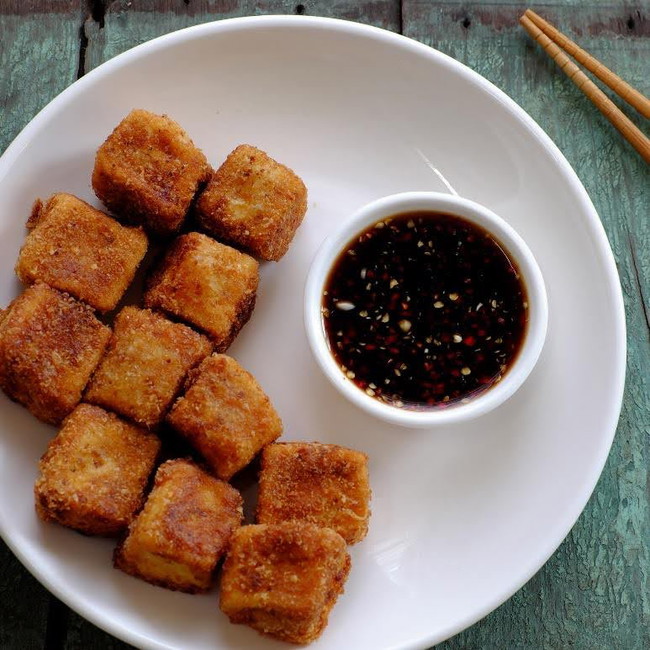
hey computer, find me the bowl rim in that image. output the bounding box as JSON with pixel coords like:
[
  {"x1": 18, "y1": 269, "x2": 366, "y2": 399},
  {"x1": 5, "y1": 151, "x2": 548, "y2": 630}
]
[
  {"x1": 0, "y1": 14, "x2": 626, "y2": 650},
  {"x1": 304, "y1": 191, "x2": 549, "y2": 427}
]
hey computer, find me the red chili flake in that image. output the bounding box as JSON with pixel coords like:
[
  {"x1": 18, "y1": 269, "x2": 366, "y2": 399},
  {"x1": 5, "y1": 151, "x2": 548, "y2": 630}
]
[{"x1": 323, "y1": 211, "x2": 528, "y2": 411}]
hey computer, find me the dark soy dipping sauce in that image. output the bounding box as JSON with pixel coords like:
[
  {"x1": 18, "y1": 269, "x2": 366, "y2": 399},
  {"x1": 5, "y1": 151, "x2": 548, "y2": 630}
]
[{"x1": 322, "y1": 212, "x2": 529, "y2": 410}]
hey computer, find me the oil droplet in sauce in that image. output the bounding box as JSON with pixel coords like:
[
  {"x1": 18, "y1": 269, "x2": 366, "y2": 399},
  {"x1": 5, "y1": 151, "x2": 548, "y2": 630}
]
[{"x1": 322, "y1": 211, "x2": 528, "y2": 410}]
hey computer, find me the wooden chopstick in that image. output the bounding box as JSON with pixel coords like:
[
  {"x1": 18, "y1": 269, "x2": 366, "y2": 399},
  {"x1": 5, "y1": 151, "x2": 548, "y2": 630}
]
[
  {"x1": 525, "y1": 9, "x2": 650, "y2": 119},
  {"x1": 520, "y1": 12, "x2": 650, "y2": 164}
]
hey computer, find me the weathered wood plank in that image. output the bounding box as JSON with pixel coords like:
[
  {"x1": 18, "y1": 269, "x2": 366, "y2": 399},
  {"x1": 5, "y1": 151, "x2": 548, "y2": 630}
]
[
  {"x1": 0, "y1": 1, "x2": 86, "y2": 153},
  {"x1": 0, "y1": 5, "x2": 87, "y2": 649},
  {"x1": 0, "y1": 547, "x2": 51, "y2": 650},
  {"x1": 403, "y1": 3, "x2": 650, "y2": 649},
  {"x1": 0, "y1": 4, "x2": 106, "y2": 647},
  {"x1": 83, "y1": 0, "x2": 401, "y2": 72},
  {"x1": 64, "y1": 609, "x2": 133, "y2": 650}
]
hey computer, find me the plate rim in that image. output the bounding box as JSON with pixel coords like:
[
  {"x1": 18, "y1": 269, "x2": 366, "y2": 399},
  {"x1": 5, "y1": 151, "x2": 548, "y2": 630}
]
[{"x1": 0, "y1": 15, "x2": 627, "y2": 650}]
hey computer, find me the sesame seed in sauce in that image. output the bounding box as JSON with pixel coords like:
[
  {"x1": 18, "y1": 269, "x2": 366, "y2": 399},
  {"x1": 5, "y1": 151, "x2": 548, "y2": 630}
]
[{"x1": 322, "y1": 212, "x2": 528, "y2": 410}]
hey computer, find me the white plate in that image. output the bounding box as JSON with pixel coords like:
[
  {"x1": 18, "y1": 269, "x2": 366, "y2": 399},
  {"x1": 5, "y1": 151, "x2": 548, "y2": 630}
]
[{"x1": 0, "y1": 16, "x2": 625, "y2": 650}]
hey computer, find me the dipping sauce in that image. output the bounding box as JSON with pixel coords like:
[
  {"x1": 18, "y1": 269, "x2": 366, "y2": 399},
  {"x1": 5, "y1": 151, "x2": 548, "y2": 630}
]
[{"x1": 322, "y1": 211, "x2": 528, "y2": 409}]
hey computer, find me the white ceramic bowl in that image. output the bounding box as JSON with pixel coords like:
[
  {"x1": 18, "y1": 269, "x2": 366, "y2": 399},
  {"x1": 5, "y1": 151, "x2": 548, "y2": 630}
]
[
  {"x1": 0, "y1": 16, "x2": 626, "y2": 650},
  {"x1": 304, "y1": 191, "x2": 548, "y2": 427}
]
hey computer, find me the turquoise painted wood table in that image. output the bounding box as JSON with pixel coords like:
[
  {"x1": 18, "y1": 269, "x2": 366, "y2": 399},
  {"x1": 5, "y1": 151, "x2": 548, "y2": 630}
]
[{"x1": 1, "y1": 2, "x2": 648, "y2": 648}]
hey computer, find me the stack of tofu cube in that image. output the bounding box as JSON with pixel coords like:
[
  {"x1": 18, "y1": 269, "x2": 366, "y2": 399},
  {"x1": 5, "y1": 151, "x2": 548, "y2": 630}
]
[{"x1": 0, "y1": 109, "x2": 371, "y2": 644}]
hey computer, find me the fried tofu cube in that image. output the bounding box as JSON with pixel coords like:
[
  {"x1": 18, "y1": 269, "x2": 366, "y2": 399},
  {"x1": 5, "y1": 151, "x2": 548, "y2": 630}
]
[
  {"x1": 114, "y1": 459, "x2": 243, "y2": 592},
  {"x1": 16, "y1": 193, "x2": 148, "y2": 312},
  {"x1": 34, "y1": 404, "x2": 160, "y2": 536},
  {"x1": 220, "y1": 523, "x2": 350, "y2": 644},
  {"x1": 144, "y1": 233, "x2": 258, "y2": 350},
  {"x1": 0, "y1": 283, "x2": 110, "y2": 424},
  {"x1": 92, "y1": 109, "x2": 211, "y2": 237},
  {"x1": 195, "y1": 144, "x2": 307, "y2": 261},
  {"x1": 166, "y1": 354, "x2": 282, "y2": 480},
  {"x1": 85, "y1": 307, "x2": 212, "y2": 428},
  {"x1": 256, "y1": 442, "x2": 371, "y2": 544}
]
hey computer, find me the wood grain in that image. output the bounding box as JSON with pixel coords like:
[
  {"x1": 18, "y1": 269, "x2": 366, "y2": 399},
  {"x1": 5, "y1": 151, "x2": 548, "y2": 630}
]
[
  {"x1": 0, "y1": 551, "x2": 51, "y2": 650},
  {"x1": 524, "y1": 9, "x2": 650, "y2": 118},
  {"x1": 0, "y1": 4, "x2": 86, "y2": 646},
  {"x1": 82, "y1": 0, "x2": 401, "y2": 73},
  {"x1": 0, "y1": 1, "x2": 85, "y2": 153},
  {"x1": 0, "y1": 2, "x2": 649, "y2": 650},
  {"x1": 520, "y1": 14, "x2": 650, "y2": 163}
]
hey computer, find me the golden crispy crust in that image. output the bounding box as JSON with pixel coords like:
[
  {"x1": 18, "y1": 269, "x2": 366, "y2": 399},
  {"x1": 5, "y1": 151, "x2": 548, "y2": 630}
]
[
  {"x1": 166, "y1": 354, "x2": 282, "y2": 480},
  {"x1": 0, "y1": 283, "x2": 111, "y2": 424},
  {"x1": 26, "y1": 198, "x2": 43, "y2": 229},
  {"x1": 34, "y1": 404, "x2": 160, "y2": 536},
  {"x1": 114, "y1": 459, "x2": 243, "y2": 593},
  {"x1": 92, "y1": 109, "x2": 211, "y2": 237},
  {"x1": 144, "y1": 233, "x2": 259, "y2": 351},
  {"x1": 256, "y1": 442, "x2": 371, "y2": 545},
  {"x1": 220, "y1": 523, "x2": 350, "y2": 644},
  {"x1": 16, "y1": 193, "x2": 148, "y2": 312},
  {"x1": 195, "y1": 144, "x2": 307, "y2": 261},
  {"x1": 85, "y1": 307, "x2": 212, "y2": 428}
]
